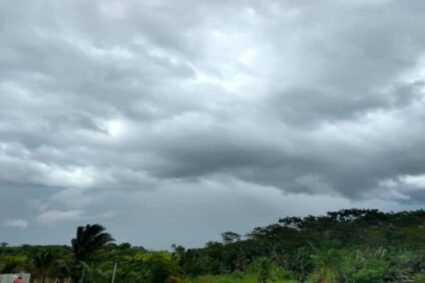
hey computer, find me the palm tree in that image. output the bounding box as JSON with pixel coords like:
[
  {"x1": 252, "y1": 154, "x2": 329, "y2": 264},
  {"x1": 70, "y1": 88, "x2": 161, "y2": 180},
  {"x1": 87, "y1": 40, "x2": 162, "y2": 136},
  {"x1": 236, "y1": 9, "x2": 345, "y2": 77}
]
[
  {"x1": 32, "y1": 251, "x2": 55, "y2": 283},
  {"x1": 71, "y1": 224, "x2": 114, "y2": 282},
  {"x1": 71, "y1": 224, "x2": 114, "y2": 262}
]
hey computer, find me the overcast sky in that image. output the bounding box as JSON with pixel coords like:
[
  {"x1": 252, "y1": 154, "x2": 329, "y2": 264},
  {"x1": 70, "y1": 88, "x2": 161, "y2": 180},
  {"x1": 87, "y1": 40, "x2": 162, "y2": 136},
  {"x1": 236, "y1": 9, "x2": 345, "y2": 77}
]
[{"x1": 2, "y1": 0, "x2": 425, "y2": 249}]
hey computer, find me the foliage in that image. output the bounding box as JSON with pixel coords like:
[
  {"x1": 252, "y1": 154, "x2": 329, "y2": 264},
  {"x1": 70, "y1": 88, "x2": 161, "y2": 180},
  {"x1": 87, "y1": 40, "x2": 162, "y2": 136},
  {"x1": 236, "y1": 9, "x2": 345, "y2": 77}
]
[
  {"x1": 3, "y1": 209, "x2": 425, "y2": 282},
  {"x1": 71, "y1": 224, "x2": 114, "y2": 262},
  {"x1": 32, "y1": 251, "x2": 55, "y2": 283},
  {"x1": 145, "y1": 254, "x2": 177, "y2": 283}
]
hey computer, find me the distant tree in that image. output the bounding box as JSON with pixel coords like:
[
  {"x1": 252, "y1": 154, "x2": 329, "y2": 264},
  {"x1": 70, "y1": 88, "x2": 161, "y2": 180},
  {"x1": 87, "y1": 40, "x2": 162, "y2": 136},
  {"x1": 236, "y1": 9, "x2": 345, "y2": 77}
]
[
  {"x1": 171, "y1": 244, "x2": 186, "y2": 266},
  {"x1": 221, "y1": 231, "x2": 241, "y2": 244},
  {"x1": 118, "y1": 242, "x2": 132, "y2": 250}
]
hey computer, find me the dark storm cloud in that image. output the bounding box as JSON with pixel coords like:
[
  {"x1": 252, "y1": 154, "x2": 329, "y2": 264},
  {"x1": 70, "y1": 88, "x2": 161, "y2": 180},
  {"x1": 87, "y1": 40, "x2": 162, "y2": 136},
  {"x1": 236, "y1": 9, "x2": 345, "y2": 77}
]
[{"x1": 2, "y1": 0, "x2": 425, "y2": 248}]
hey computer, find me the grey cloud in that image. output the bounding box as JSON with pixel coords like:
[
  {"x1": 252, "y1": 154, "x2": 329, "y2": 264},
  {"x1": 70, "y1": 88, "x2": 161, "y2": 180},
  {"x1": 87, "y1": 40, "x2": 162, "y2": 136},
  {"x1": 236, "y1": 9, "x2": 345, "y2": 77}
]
[{"x1": 1, "y1": 0, "x2": 425, "y2": 248}]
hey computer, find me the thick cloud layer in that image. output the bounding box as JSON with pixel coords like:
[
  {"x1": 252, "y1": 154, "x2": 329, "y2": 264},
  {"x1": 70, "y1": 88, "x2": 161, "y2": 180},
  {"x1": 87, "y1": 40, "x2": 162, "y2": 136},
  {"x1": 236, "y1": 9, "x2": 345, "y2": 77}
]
[{"x1": 1, "y1": 0, "x2": 425, "y2": 248}]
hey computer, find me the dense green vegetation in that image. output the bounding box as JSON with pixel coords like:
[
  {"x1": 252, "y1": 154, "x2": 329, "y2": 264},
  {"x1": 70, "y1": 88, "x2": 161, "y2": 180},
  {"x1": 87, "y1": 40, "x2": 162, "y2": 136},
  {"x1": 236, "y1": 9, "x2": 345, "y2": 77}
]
[{"x1": 2, "y1": 209, "x2": 425, "y2": 282}]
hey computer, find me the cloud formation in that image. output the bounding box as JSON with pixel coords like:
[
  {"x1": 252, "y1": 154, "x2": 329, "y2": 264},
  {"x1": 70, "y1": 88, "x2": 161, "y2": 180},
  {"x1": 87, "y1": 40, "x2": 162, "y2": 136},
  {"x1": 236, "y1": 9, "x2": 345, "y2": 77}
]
[
  {"x1": 4, "y1": 219, "x2": 29, "y2": 229},
  {"x1": 1, "y1": 0, "x2": 425, "y2": 248}
]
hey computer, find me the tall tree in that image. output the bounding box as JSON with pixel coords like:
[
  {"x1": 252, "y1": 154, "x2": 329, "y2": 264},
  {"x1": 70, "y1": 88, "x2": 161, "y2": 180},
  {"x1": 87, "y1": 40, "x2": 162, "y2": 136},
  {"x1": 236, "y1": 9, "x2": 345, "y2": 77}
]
[
  {"x1": 71, "y1": 224, "x2": 114, "y2": 262},
  {"x1": 70, "y1": 224, "x2": 114, "y2": 282}
]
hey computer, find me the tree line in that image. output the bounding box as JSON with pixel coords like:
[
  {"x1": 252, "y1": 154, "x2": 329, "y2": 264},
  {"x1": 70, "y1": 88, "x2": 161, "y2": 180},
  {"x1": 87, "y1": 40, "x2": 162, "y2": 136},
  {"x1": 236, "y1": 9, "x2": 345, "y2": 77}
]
[{"x1": 2, "y1": 209, "x2": 425, "y2": 282}]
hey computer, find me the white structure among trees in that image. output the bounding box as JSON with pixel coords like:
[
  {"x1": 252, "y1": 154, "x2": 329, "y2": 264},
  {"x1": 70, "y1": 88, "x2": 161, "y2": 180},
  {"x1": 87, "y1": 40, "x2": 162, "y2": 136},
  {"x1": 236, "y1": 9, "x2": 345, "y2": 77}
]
[{"x1": 0, "y1": 274, "x2": 31, "y2": 283}]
